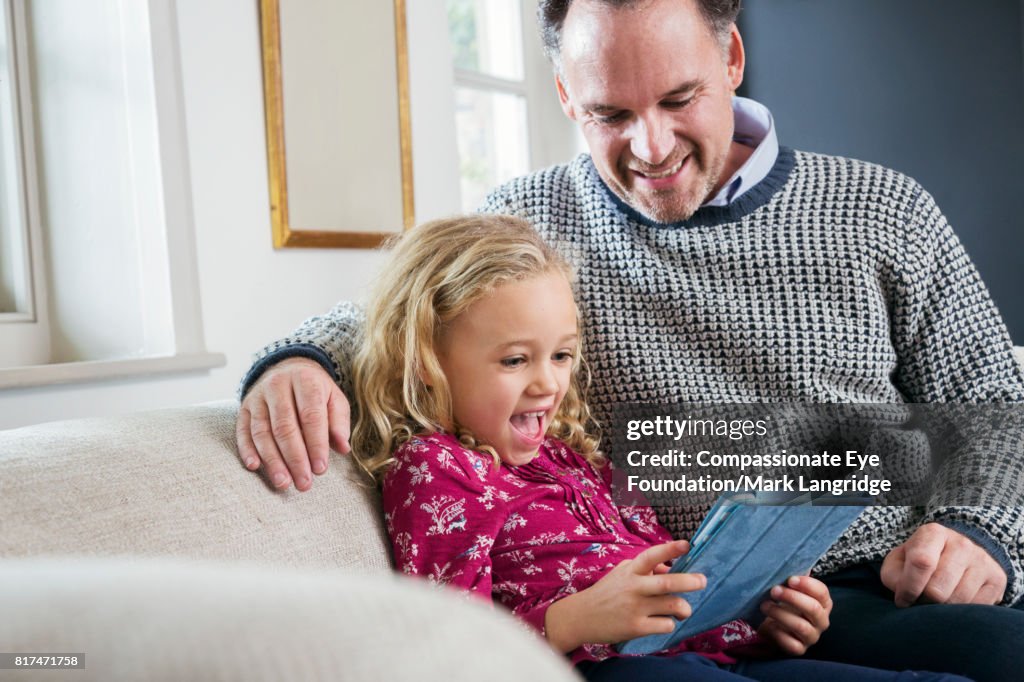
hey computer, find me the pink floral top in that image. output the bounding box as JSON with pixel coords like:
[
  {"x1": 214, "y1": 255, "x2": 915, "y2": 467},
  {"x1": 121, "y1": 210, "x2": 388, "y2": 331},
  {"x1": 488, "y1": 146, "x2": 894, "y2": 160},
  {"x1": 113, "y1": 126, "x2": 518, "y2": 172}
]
[{"x1": 381, "y1": 432, "x2": 758, "y2": 664}]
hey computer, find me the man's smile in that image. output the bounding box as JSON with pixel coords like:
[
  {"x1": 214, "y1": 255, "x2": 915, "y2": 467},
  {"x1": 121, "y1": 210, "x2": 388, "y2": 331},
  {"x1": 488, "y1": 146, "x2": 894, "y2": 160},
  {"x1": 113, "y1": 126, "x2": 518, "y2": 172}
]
[{"x1": 632, "y1": 157, "x2": 685, "y2": 179}]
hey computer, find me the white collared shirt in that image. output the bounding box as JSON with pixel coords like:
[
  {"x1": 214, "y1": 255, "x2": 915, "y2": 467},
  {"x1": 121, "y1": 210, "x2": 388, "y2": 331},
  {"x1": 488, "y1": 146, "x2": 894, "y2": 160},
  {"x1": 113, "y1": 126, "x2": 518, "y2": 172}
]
[{"x1": 703, "y1": 97, "x2": 779, "y2": 207}]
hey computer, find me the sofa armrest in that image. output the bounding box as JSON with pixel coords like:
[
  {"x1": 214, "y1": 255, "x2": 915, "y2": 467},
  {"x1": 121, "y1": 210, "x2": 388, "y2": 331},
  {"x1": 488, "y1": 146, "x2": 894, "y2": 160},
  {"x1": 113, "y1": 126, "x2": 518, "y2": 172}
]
[
  {"x1": 0, "y1": 557, "x2": 580, "y2": 682},
  {"x1": 0, "y1": 401, "x2": 392, "y2": 573}
]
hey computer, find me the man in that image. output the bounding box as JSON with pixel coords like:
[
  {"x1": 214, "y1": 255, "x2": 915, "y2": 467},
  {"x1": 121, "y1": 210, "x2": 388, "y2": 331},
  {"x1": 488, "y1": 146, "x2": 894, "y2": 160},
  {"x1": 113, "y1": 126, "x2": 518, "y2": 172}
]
[{"x1": 237, "y1": 0, "x2": 1024, "y2": 677}]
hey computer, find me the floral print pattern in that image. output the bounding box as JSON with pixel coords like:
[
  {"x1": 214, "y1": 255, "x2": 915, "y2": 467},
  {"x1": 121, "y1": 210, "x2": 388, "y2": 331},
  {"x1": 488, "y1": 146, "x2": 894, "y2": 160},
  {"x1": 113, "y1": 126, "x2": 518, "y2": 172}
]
[{"x1": 382, "y1": 432, "x2": 758, "y2": 664}]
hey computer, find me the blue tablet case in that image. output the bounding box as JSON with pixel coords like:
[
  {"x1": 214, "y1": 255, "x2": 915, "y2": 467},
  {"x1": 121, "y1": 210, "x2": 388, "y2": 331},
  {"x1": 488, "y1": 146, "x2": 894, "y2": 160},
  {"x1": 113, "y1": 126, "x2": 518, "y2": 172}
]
[{"x1": 617, "y1": 492, "x2": 867, "y2": 655}]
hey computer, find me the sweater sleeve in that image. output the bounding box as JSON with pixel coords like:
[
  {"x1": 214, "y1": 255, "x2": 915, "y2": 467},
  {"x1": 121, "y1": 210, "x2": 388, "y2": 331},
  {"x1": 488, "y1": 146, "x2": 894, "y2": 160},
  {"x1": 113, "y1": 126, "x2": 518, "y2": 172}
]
[
  {"x1": 382, "y1": 437, "x2": 506, "y2": 602},
  {"x1": 237, "y1": 301, "x2": 364, "y2": 400},
  {"x1": 891, "y1": 187, "x2": 1024, "y2": 605},
  {"x1": 891, "y1": 188, "x2": 1024, "y2": 403}
]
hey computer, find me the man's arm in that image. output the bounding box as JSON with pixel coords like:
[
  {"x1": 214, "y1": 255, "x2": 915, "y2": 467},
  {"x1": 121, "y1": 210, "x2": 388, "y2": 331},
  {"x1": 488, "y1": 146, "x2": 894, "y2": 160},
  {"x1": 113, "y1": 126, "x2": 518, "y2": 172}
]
[
  {"x1": 236, "y1": 301, "x2": 365, "y2": 490},
  {"x1": 885, "y1": 187, "x2": 1024, "y2": 606}
]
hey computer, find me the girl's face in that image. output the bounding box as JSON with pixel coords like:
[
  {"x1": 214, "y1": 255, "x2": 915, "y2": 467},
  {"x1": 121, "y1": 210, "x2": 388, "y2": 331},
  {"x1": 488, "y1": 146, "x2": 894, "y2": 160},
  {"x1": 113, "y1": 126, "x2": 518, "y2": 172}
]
[{"x1": 437, "y1": 271, "x2": 578, "y2": 466}]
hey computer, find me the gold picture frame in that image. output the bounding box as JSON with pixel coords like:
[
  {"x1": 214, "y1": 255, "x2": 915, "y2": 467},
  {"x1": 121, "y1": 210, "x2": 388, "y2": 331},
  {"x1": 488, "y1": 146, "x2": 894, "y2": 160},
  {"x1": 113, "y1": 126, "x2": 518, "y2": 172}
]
[{"x1": 259, "y1": 0, "x2": 415, "y2": 248}]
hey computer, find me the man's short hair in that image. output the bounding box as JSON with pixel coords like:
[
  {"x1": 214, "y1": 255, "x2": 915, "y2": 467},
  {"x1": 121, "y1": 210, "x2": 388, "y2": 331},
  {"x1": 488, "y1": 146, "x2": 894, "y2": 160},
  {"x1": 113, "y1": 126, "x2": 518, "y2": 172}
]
[{"x1": 537, "y1": 0, "x2": 742, "y2": 67}]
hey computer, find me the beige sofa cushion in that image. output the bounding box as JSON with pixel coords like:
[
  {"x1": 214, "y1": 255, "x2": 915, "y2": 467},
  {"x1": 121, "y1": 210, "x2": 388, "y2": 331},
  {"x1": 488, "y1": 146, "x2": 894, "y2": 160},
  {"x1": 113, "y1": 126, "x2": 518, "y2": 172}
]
[
  {"x1": 0, "y1": 401, "x2": 391, "y2": 573},
  {"x1": 0, "y1": 557, "x2": 579, "y2": 682}
]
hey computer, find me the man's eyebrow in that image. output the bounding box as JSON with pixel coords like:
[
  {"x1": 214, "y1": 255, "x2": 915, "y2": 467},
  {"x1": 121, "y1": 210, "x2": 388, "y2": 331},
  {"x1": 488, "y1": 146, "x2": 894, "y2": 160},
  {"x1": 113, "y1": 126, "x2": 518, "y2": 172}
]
[
  {"x1": 661, "y1": 80, "x2": 701, "y2": 98},
  {"x1": 583, "y1": 80, "x2": 701, "y2": 113},
  {"x1": 586, "y1": 102, "x2": 624, "y2": 115}
]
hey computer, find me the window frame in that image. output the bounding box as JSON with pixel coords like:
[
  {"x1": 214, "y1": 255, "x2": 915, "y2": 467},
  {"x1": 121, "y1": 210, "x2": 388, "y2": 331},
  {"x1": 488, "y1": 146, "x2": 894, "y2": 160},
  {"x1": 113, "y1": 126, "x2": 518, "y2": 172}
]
[
  {"x1": 449, "y1": 0, "x2": 580, "y2": 210},
  {"x1": 0, "y1": 0, "x2": 223, "y2": 387},
  {"x1": 0, "y1": 0, "x2": 49, "y2": 368}
]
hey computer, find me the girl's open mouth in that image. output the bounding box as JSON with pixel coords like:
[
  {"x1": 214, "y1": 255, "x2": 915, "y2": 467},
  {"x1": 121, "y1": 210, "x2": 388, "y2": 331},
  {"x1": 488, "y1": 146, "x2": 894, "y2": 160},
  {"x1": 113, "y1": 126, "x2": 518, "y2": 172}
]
[{"x1": 509, "y1": 409, "x2": 547, "y2": 444}]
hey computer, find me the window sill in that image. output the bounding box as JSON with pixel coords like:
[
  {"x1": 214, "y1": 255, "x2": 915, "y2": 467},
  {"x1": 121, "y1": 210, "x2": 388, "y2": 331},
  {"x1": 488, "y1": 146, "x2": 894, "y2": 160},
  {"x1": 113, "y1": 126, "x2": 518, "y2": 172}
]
[{"x1": 0, "y1": 352, "x2": 227, "y2": 389}]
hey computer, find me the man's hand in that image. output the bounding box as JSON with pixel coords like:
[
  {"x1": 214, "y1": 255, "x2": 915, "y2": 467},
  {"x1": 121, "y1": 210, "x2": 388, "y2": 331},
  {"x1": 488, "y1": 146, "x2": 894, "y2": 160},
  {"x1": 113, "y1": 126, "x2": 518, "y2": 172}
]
[
  {"x1": 881, "y1": 523, "x2": 1006, "y2": 607},
  {"x1": 757, "y1": 575, "x2": 832, "y2": 656},
  {"x1": 544, "y1": 540, "x2": 704, "y2": 653},
  {"x1": 236, "y1": 357, "x2": 351, "y2": 491}
]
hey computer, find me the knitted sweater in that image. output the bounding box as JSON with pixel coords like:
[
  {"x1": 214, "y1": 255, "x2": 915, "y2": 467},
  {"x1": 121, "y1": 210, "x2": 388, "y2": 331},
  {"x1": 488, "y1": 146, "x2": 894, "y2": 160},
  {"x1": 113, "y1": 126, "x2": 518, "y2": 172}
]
[{"x1": 242, "y1": 148, "x2": 1024, "y2": 604}]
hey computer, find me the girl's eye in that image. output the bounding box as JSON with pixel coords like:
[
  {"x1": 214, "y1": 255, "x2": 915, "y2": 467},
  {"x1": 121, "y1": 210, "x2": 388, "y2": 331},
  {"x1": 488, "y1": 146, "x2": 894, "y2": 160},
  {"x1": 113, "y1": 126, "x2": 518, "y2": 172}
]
[
  {"x1": 554, "y1": 351, "x2": 574, "y2": 363},
  {"x1": 501, "y1": 357, "x2": 525, "y2": 368}
]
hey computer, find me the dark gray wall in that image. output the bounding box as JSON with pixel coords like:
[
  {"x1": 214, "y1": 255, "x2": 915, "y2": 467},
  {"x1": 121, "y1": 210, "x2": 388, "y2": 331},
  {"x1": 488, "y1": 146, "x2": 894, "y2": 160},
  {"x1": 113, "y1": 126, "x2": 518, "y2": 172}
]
[{"x1": 739, "y1": 0, "x2": 1024, "y2": 343}]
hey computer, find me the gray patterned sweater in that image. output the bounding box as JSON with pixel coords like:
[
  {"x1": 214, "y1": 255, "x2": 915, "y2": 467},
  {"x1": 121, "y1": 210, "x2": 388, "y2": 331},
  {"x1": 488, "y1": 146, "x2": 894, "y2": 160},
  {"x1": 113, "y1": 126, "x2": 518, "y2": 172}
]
[{"x1": 243, "y1": 148, "x2": 1024, "y2": 604}]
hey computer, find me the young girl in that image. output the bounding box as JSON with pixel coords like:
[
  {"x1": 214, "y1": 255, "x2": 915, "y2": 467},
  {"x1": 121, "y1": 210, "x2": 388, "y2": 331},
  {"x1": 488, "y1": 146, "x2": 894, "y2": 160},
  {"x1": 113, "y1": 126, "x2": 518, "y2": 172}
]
[{"x1": 351, "y1": 215, "x2": 970, "y2": 682}]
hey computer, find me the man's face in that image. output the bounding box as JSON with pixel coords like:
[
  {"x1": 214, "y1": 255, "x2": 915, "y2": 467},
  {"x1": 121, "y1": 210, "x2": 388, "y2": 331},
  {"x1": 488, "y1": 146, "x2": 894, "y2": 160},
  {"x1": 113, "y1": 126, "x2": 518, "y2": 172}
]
[{"x1": 556, "y1": 0, "x2": 745, "y2": 223}]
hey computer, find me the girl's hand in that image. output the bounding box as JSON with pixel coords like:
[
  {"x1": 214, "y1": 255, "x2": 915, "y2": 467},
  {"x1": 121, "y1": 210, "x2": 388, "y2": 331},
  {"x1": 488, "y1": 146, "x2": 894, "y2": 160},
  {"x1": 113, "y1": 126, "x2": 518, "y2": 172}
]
[
  {"x1": 544, "y1": 540, "x2": 706, "y2": 653},
  {"x1": 757, "y1": 575, "x2": 832, "y2": 656}
]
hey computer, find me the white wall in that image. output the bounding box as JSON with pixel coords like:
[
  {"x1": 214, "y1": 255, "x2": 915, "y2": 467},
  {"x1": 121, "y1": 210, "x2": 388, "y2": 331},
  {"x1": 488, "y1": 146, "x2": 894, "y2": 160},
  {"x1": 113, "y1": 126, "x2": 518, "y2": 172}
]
[
  {"x1": 0, "y1": 0, "x2": 463, "y2": 429},
  {"x1": 0, "y1": 2, "x2": 1019, "y2": 431}
]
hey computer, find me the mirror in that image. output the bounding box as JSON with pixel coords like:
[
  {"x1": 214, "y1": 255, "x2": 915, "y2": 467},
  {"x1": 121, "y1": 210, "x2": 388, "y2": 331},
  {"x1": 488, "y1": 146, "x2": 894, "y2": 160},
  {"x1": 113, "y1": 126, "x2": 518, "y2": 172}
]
[{"x1": 259, "y1": 0, "x2": 414, "y2": 248}]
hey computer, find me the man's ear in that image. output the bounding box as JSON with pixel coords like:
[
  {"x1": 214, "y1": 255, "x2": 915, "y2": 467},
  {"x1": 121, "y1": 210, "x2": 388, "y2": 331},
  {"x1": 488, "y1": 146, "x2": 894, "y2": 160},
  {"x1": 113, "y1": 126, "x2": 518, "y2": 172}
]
[
  {"x1": 726, "y1": 25, "x2": 745, "y2": 92},
  {"x1": 555, "y1": 74, "x2": 577, "y2": 120}
]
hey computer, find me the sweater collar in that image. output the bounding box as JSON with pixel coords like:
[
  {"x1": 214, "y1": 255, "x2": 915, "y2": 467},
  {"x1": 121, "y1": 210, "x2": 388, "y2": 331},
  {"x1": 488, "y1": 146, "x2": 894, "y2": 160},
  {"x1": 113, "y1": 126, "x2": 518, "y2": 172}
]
[{"x1": 590, "y1": 147, "x2": 796, "y2": 229}]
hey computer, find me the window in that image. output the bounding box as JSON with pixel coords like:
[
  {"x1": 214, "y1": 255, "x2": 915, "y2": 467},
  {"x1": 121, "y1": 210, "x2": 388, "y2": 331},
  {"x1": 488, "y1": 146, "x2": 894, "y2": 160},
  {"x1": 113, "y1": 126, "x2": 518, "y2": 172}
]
[
  {"x1": 0, "y1": 0, "x2": 222, "y2": 386},
  {"x1": 445, "y1": 0, "x2": 581, "y2": 211},
  {"x1": 0, "y1": 0, "x2": 29, "y2": 323},
  {"x1": 0, "y1": 0, "x2": 27, "y2": 318},
  {"x1": 0, "y1": 0, "x2": 47, "y2": 368}
]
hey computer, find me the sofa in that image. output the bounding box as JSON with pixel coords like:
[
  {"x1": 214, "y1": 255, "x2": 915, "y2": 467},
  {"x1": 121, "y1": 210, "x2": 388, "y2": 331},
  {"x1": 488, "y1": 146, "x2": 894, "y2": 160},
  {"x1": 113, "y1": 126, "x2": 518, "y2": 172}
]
[
  {"x1": 0, "y1": 401, "x2": 579, "y2": 682},
  {"x1": 5, "y1": 346, "x2": 1024, "y2": 680}
]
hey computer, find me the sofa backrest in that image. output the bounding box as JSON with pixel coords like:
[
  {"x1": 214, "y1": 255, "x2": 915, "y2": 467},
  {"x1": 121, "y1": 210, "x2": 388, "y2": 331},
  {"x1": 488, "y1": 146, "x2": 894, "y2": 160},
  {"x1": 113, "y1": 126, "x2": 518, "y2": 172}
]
[{"x1": 0, "y1": 401, "x2": 392, "y2": 573}]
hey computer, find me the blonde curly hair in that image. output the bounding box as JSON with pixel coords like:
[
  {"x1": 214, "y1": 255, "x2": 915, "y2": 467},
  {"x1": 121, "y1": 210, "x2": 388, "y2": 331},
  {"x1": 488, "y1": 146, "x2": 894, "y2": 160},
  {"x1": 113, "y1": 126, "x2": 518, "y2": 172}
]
[{"x1": 352, "y1": 214, "x2": 602, "y2": 483}]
